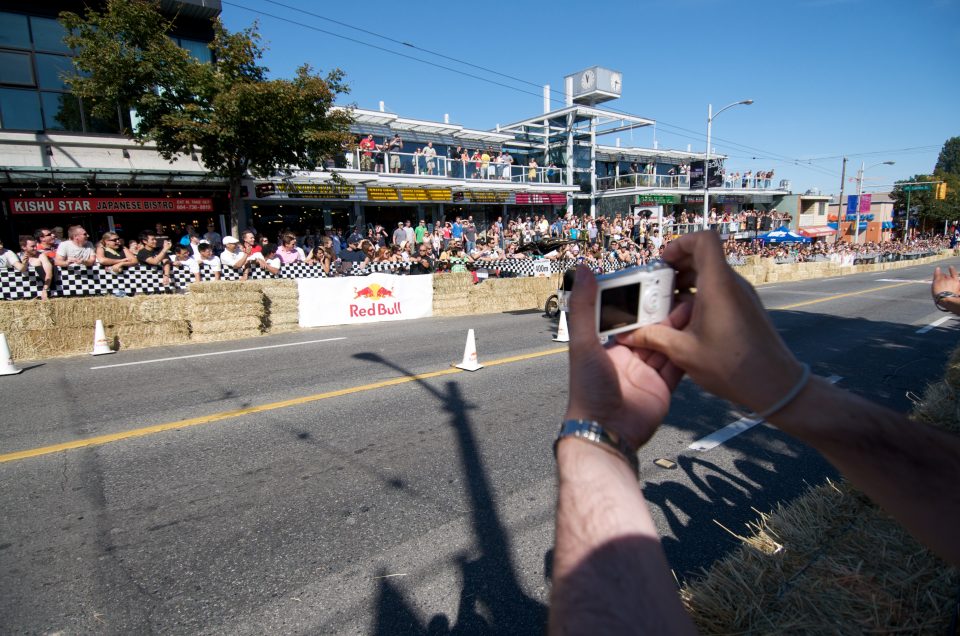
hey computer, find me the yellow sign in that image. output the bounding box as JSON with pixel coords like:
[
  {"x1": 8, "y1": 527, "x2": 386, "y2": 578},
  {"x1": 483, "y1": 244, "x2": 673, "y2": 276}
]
[
  {"x1": 274, "y1": 183, "x2": 356, "y2": 198},
  {"x1": 466, "y1": 190, "x2": 510, "y2": 203},
  {"x1": 399, "y1": 188, "x2": 452, "y2": 202},
  {"x1": 366, "y1": 187, "x2": 400, "y2": 201}
]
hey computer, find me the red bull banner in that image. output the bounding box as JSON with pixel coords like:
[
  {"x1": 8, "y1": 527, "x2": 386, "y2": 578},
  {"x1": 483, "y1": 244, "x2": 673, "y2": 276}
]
[{"x1": 297, "y1": 274, "x2": 433, "y2": 327}]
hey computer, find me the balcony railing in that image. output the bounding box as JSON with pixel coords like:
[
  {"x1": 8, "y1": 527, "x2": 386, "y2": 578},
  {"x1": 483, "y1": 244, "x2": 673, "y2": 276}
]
[
  {"x1": 346, "y1": 149, "x2": 563, "y2": 184},
  {"x1": 596, "y1": 174, "x2": 790, "y2": 192}
]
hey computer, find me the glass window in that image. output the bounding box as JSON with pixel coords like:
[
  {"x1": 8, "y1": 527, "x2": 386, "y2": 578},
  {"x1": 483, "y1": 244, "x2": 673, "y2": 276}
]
[
  {"x1": 179, "y1": 38, "x2": 212, "y2": 64},
  {"x1": 0, "y1": 12, "x2": 30, "y2": 49},
  {"x1": 0, "y1": 88, "x2": 42, "y2": 130},
  {"x1": 36, "y1": 53, "x2": 73, "y2": 90},
  {"x1": 84, "y1": 101, "x2": 127, "y2": 134},
  {"x1": 0, "y1": 50, "x2": 34, "y2": 85},
  {"x1": 30, "y1": 17, "x2": 70, "y2": 53},
  {"x1": 41, "y1": 91, "x2": 83, "y2": 131}
]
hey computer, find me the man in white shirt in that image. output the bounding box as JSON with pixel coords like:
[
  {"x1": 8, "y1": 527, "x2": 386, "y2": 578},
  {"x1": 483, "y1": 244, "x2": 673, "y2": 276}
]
[
  {"x1": 187, "y1": 242, "x2": 222, "y2": 282},
  {"x1": 54, "y1": 225, "x2": 96, "y2": 267},
  {"x1": 219, "y1": 236, "x2": 248, "y2": 278},
  {"x1": 0, "y1": 237, "x2": 24, "y2": 272}
]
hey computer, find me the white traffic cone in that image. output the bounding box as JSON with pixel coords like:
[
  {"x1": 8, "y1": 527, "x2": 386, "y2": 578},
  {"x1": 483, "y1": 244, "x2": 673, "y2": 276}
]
[
  {"x1": 454, "y1": 328, "x2": 483, "y2": 371},
  {"x1": 0, "y1": 333, "x2": 23, "y2": 375},
  {"x1": 553, "y1": 310, "x2": 570, "y2": 342},
  {"x1": 90, "y1": 320, "x2": 115, "y2": 356}
]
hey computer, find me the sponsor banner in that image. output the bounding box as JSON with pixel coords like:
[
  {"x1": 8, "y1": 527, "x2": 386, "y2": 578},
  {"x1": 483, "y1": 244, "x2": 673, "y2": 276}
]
[
  {"x1": 689, "y1": 159, "x2": 723, "y2": 189},
  {"x1": 297, "y1": 273, "x2": 433, "y2": 327},
  {"x1": 515, "y1": 192, "x2": 567, "y2": 205},
  {"x1": 532, "y1": 260, "x2": 551, "y2": 278},
  {"x1": 256, "y1": 182, "x2": 356, "y2": 199},
  {"x1": 635, "y1": 194, "x2": 678, "y2": 204},
  {"x1": 10, "y1": 197, "x2": 213, "y2": 215}
]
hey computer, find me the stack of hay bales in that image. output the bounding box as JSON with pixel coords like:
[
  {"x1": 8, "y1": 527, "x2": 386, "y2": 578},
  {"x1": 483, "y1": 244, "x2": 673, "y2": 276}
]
[
  {"x1": 431, "y1": 273, "x2": 555, "y2": 317},
  {"x1": 187, "y1": 281, "x2": 265, "y2": 343},
  {"x1": 244, "y1": 280, "x2": 299, "y2": 333},
  {"x1": 0, "y1": 294, "x2": 190, "y2": 360},
  {"x1": 681, "y1": 347, "x2": 960, "y2": 633}
]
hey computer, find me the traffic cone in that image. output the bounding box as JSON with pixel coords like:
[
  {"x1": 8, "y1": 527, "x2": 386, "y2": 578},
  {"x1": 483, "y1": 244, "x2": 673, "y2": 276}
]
[
  {"x1": 90, "y1": 320, "x2": 115, "y2": 356},
  {"x1": 553, "y1": 310, "x2": 570, "y2": 342},
  {"x1": 0, "y1": 333, "x2": 22, "y2": 375},
  {"x1": 454, "y1": 328, "x2": 483, "y2": 371}
]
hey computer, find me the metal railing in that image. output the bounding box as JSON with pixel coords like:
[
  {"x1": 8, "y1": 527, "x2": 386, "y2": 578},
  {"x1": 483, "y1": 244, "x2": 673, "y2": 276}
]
[
  {"x1": 347, "y1": 149, "x2": 562, "y2": 183},
  {"x1": 596, "y1": 173, "x2": 690, "y2": 191}
]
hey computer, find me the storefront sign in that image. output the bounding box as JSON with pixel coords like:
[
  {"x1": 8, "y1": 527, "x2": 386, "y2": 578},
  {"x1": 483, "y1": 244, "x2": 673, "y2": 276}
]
[
  {"x1": 399, "y1": 188, "x2": 452, "y2": 202},
  {"x1": 256, "y1": 182, "x2": 356, "y2": 199},
  {"x1": 464, "y1": 190, "x2": 512, "y2": 204},
  {"x1": 9, "y1": 197, "x2": 213, "y2": 215},
  {"x1": 684, "y1": 195, "x2": 704, "y2": 203},
  {"x1": 297, "y1": 274, "x2": 433, "y2": 327},
  {"x1": 714, "y1": 195, "x2": 746, "y2": 203},
  {"x1": 366, "y1": 187, "x2": 400, "y2": 201},
  {"x1": 635, "y1": 194, "x2": 678, "y2": 205},
  {"x1": 516, "y1": 192, "x2": 567, "y2": 205}
]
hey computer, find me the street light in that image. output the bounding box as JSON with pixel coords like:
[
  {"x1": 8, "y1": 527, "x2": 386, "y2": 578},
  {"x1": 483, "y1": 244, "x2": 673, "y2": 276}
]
[
  {"x1": 853, "y1": 160, "x2": 895, "y2": 244},
  {"x1": 703, "y1": 99, "x2": 753, "y2": 231}
]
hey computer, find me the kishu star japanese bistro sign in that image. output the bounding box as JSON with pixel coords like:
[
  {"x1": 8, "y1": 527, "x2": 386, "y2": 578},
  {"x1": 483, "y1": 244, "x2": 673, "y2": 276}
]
[{"x1": 9, "y1": 197, "x2": 215, "y2": 214}]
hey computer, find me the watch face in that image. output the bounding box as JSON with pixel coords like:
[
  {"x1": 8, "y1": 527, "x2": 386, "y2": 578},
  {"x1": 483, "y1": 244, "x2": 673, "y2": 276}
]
[
  {"x1": 580, "y1": 70, "x2": 595, "y2": 91},
  {"x1": 610, "y1": 73, "x2": 622, "y2": 92}
]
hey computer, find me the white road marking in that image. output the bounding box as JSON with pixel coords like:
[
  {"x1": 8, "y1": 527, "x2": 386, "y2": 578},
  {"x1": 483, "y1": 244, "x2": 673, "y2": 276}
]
[
  {"x1": 875, "y1": 278, "x2": 926, "y2": 283},
  {"x1": 91, "y1": 337, "x2": 346, "y2": 370},
  {"x1": 687, "y1": 374, "x2": 842, "y2": 452},
  {"x1": 916, "y1": 316, "x2": 953, "y2": 334}
]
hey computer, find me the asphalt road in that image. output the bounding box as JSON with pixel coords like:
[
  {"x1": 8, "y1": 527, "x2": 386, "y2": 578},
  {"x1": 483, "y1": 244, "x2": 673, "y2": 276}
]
[{"x1": 2, "y1": 258, "x2": 958, "y2": 634}]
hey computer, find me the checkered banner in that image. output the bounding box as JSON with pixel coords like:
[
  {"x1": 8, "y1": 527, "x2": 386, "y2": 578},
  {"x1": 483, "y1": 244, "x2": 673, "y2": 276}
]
[{"x1": 469, "y1": 259, "x2": 625, "y2": 275}]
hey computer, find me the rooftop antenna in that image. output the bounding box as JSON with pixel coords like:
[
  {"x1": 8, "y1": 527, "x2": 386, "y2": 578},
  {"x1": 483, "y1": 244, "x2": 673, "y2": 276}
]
[
  {"x1": 379, "y1": 100, "x2": 385, "y2": 112},
  {"x1": 444, "y1": 113, "x2": 449, "y2": 124}
]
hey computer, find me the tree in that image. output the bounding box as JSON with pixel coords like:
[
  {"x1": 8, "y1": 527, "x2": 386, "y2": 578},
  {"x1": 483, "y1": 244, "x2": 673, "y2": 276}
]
[
  {"x1": 60, "y1": 0, "x2": 353, "y2": 233},
  {"x1": 935, "y1": 136, "x2": 960, "y2": 176}
]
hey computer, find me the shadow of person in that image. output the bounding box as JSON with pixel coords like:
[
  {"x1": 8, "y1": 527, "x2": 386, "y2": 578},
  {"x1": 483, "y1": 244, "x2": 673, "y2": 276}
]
[{"x1": 355, "y1": 353, "x2": 547, "y2": 635}]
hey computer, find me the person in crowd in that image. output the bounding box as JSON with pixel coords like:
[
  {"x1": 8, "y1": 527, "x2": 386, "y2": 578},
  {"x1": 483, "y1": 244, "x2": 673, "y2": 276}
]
[
  {"x1": 203, "y1": 220, "x2": 222, "y2": 252},
  {"x1": 136, "y1": 230, "x2": 173, "y2": 286},
  {"x1": 127, "y1": 238, "x2": 141, "y2": 255},
  {"x1": 19, "y1": 236, "x2": 53, "y2": 299},
  {"x1": 410, "y1": 241, "x2": 436, "y2": 275},
  {"x1": 305, "y1": 236, "x2": 338, "y2": 275},
  {"x1": 391, "y1": 222, "x2": 406, "y2": 247},
  {"x1": 54, "y1": 225, "x2": 96, "y2": 267},
  {"x1": 528, "y1": 157, "x2": 539, "y2": 182},
  {"x1": 423, "y1": 141, "x2": 437, "y2": 175},
  {"x1": 549, "y1": 231, "x2": 960, "y2": 632},
  {"x1": 450, "y1": 145, "x2": 464, "y2": 178},
  {"x1": 219, "y1": 236, "x2": 249, "y2": 279},
  {"x1": 470, "y1": 149, "x2": 482, "y2": 179},
  {"x1": 403, "y1": 220, "x2": 415, "y2": 246},
  {"x1": 359, "y1": 134, "x2": 376, "y2": 171},
  {"x1": 34, "y1": 228, "x2": 58, "y2": 260},
  {"x1": 252, "y1": 242, "x2": 281, "y2": 276},
  {"x1": 276, "y1": 232, "x2": 305, "y2": 264},
  {"x1": 168, "y1": 244, "x2": 193, "y2": 273},
  {"x1": 0, "y1": 237, "x2": 25, "y2": 272},
  {"x1": 439, "y1": 239, "x2": 474, "y2": 273},
  {"x1": 414, "y1": 219, "x2": 427, "y2": 245},
  {"x1": 451, "y1": 217, "x2": 464, "y2": 244},
  {"x1": 240, "y1": 229, "x2": 262, "y2": 257},
  {"x1": 463, "y1": 217, "x2": 477, "y2": 253},
  {"x1": 187, "y1": 242, "x2": 222, "y2": 282},
  {"x1": 96, "y1": 231, "x2": 137, "y2": 273},
  {"x1": 386, "y1": 133, "x2": 403, "y2": 174}
]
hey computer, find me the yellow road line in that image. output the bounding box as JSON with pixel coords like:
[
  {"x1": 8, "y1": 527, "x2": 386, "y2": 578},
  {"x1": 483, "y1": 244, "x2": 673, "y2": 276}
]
[
  {"x1": 771, "y1": 281, "x2": 915, "y2": 310},
  {"x1": 0, "y1": 346, "x2": 567, "y2": 464}
]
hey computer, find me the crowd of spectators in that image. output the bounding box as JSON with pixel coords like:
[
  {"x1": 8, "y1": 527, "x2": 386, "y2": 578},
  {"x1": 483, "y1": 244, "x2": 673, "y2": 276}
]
[{"x1": 0, "y1": 212, "x2": 950, "y2": 299}]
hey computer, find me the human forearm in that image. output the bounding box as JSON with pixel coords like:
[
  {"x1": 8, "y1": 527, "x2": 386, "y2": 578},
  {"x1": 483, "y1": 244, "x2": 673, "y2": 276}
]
[
  {"x1": 771, "y1": 377, "x2": 960, "y2": 565},
  {"x1": 550, "y1": 440, "x2": 695, "y2": 634}
]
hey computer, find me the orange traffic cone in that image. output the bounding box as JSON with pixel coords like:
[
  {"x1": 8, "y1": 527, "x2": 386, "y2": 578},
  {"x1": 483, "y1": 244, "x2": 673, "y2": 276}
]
[{"x1": 91, "y1": 320, "x2": 115, "y2": 356}]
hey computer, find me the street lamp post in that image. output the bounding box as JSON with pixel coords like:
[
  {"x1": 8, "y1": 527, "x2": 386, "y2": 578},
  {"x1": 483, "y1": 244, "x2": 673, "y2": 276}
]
[
  {"x1": 853, "y1": 160, "x2": 895, "y2": 244},
  {"x1": 703, "y1": 99, "x2": 753, "y2": 231}
]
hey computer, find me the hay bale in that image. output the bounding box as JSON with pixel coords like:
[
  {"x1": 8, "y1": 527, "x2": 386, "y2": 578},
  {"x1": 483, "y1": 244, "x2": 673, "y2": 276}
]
[
  {"x1": 114, "y1": 321, "x2": 191, "y2": 350},
  {"x1": 191, "y1": 328, "x2": 262, "y2": 343},
  {"x1": 190, "y1": 316, "x2": 263, "y2": 335},
  {"x1": 133, "y1": 295, "x2": 191, "y2": 322},
  {"x1": 8, "y1": 327, "x2": 90, "y2": 360},
  {"x1": 0, "y1": 300, "x2": 55, "y2": 331},
  {"x1": 186, "y1": 295, "x2": 266, "y2": 322}
]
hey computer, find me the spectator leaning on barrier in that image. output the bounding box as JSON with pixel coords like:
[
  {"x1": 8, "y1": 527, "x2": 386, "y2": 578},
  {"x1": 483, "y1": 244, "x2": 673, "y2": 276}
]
[
  {"x1": 19, "y1": 235, "x2": 53, "y2": 300},
  {"x1": 137, "y1": 231, "x2": 173, "y2": 286},
  {"x1": 219, "y1": 236, "x2": 248, "y2": 278},
  {"x1": 54, "y1": 225, "x2": 96, "y2": 268},
  {"x1": 277, "y1": 232, "x2": 305, "y2": 264},
  {"x1": 188, "y1": 242, "x2": 221, "y2": 282},
  {"x1": 34, "y1": 228, "x2": 58, "y2": 260},
  {"x1": 410, "y1": 242, "x2": 435, "y2": 275},
  {"x1": 96, "y1": 231, "x2": 137, "y2": 273},
  {"x1": 0, "y1": 237, "x2": 25, "y2": 272},
  {"x1": 256, "y1": 243, "x2": 281, "y2": 275}
]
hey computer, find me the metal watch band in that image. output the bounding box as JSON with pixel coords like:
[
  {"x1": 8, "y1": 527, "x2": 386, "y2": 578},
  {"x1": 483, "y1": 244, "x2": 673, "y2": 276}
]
[
  {"x1": 935, "y1": 291, "x2": 957, "y2": 312},
  {"x1": 554, "y1": 419, "x2": 640, "y2": 477}
]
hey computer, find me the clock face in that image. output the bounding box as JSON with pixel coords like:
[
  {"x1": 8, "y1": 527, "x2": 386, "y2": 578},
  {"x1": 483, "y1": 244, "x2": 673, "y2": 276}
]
[
  {"x1": 610, "y1": 73, "x2": 622, "y2": 92},
  {"x1": 580, "y1": 70, "x2": 595, "y2": 91}
]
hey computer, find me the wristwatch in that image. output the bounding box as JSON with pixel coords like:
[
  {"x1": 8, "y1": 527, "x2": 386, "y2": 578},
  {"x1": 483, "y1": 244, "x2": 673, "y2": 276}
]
[
  {"x1": 555, "y1": 419, "x2": 639, "y2": 477},
  {"x1": 934, "y1": 291, "x2": 957, "y2": 312}
]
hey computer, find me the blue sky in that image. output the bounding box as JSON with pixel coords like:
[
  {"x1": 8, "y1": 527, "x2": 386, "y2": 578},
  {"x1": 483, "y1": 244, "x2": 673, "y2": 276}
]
[{"x1": 221, "y1": 0, "x2": 959, "y2": 196}]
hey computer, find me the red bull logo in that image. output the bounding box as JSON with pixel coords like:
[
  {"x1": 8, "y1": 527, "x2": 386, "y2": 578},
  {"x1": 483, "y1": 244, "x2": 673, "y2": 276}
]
[{"x1": 350, "y1": 283, "x2": 401, "y2": 317}]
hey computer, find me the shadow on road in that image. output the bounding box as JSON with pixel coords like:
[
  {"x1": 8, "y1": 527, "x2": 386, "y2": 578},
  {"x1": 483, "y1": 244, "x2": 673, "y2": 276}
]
[{"x1": 354, "y1": 352, "x2": 547, "y2": 635}]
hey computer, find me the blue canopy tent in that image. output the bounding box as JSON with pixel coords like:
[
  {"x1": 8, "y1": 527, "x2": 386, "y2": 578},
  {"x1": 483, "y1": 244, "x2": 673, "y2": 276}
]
[{"x1": 758, "y1": 226, "x2": 811, "y2": 244}]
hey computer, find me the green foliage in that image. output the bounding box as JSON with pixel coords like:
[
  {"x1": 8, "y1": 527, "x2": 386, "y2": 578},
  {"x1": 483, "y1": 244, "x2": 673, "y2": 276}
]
[
  {"x1": 935, "y1": 137, "x2": 960, "y2": 176},
  {"x1": 59, "y1": 0, "x2": 353, "y2": 225}
]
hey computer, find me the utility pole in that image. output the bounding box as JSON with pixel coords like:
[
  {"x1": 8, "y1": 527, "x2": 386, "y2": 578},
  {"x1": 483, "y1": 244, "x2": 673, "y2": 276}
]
[{"x1": 835, "y1": 157, "x2": 847, "y2": 243}]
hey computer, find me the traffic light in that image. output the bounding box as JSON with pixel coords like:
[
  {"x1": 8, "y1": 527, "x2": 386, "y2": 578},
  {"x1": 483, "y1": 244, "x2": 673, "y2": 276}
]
[{"x1": 936, "y1": 182, "x2": 948, "y2": 200}]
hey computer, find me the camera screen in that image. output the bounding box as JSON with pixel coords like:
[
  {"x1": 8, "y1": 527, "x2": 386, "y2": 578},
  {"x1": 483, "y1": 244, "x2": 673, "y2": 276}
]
[{"x1": 599, "y1": 282, "x2": 641, "y2": 332}]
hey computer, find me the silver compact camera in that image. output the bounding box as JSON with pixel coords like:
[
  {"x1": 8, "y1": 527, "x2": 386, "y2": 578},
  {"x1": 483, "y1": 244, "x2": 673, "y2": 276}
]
[{"x1": 595, "y1": 261, "x2": 674, "y2": 338}]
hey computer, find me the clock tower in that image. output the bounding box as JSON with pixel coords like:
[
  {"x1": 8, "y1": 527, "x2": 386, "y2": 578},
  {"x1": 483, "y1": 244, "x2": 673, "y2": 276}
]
[{"x1": 565, "y1": 67, "x2": 623, "y2": 106}]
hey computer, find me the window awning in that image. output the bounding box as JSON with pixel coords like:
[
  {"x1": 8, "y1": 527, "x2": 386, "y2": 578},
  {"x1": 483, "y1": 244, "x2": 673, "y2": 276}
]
[{"x1": 799, "y1": 225, "x2": 837, "y2": 238}]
